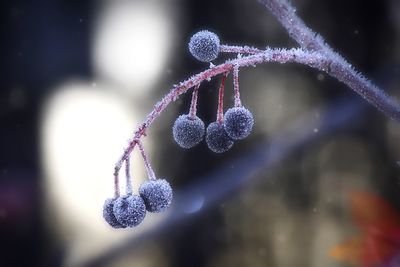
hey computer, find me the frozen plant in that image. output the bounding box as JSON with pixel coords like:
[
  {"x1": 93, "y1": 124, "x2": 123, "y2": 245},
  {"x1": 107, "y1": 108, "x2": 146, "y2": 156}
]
[{"x1": 103, "y1": 0, "x2": 400, "y2": 228}]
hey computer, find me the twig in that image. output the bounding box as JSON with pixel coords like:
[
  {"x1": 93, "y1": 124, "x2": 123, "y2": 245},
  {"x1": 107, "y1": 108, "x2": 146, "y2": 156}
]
[
  {"x1": 217, "y1": 73, "x2": 229, "y2": 124},
  {"x1": 112, "y1": 0, "x2": 400, "y2": 194},
  {"x1": 189, "y1": 84, "x2": 200, "y2": 119},
  {"x1": 125, "y1": 156, "x2": 132, "y2": 195},
  {"x1": 233, "y1": 65, "x2": 241, "y2": 107},
  {"x1": 113, "y1": 47, "x2": 372, "y2": 181},
  {"x1": 137, "y1": 140, "x2": 156, "y2": 181}
]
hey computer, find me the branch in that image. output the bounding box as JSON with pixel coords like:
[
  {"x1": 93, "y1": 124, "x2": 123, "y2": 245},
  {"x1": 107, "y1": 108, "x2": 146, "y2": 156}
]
[
  {"x1": 112, "y1": 0, "x2": 400, "y2": 199},
  {"x1": 259, "y1": 0, "x2": 400, "y2": 122},
  {"x1": 113, "y1": 47, "x2": 360, "y2": 181}
]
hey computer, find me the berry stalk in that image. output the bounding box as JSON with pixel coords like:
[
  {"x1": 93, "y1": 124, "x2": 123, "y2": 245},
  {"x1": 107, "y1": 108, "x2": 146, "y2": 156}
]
[
  {"x1": 189, "y1": 84, "x2": 200, "y2": 119},
  {"x1": 137, "y1": 140, "x2": 156, "y2": 181},
  {"x1": 114, "y1": 169, "x2": 120, "y2": 198},
  {"x1": 125, "y1": 156, "x2": 133, "y2": 195},
  {"x1": 233, "y1": 65, "x2": 241, "y2": 107},
  {"x1": 217, "y1": 73, "x2": 228, "y2": 124}
]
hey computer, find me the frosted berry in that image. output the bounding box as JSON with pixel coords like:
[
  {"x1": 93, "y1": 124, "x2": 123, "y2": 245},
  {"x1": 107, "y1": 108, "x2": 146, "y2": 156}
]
[
  {"x1": 224, "y1": 107, "x2": 254, "y2": 140},
  {"x1": 113, "y1": 195, "x2": 146, "y2": 227},
  {"x1": 189, "y1": 30, "x2": 220, "y2": 62},
  {"x1": 103, "y1": 198, "x2": 126, "y2": 228},
  {"x1": 206, "y1": 122, "x2": 234, "y2": 153},
  {"x1": 173, "y1": 114, "x2": 205, "y2": 149},
  {"x1": 139, "y1": 179, "x2": 173, "y2": 213}
]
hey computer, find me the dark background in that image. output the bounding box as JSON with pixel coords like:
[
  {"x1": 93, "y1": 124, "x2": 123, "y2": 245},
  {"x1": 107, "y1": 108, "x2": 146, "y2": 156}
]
[{"x1": 1, "y1": 0, "x2": 399, "y2": 266}]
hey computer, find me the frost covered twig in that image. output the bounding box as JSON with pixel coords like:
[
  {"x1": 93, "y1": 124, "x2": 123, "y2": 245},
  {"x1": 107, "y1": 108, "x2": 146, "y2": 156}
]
[
  {"x1": 259, "y1": 0, "x2": 400, "y2": 122},
  {"x1": 113, "y1": 47, "x2": 366, "y2": 184},
  {"x1": 105, "y1": 0, "x2": 400, "y2": 229}
]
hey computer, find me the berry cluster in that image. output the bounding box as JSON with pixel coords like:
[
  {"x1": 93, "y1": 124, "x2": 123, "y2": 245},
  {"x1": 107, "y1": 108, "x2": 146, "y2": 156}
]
[
  {"x1": 107, "y1": 0, "x2": 397, "y2": 231},
  {"x1": 103, "y1": 142, "x2": 173, "y2": 228},
  {"x1": 103, "y1": 179, "x2": 173, "y2": 228},
  {"x1": 105, "y1": 30, "x2": 257, "y2": 229},
  {"x1": 174, "y1": 30, "x2": 254, "y2": 153}
]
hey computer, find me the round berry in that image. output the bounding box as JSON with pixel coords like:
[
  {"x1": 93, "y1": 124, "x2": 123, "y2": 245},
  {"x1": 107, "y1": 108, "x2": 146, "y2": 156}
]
[
  {"x1": 173, "y1": 114, "x2": 205, "y2": 149},
  {"x1": 189, "y1": 30, "x2": 220, "y2": 62},
  {"x1": 113, "y1": 195, "x2": 146, "y2": 227},
  {"x1": 103, "y1": 198, "x2": 126, "y2": 228},
  {"x1": 206, "y1": 122, "x2": 234, "y2": 153},
  {"x1": 139, "y1": 179, "x2": 173, "y2": 213},
  {"x1": 224, "y1": 107, "x2": 254, "y2": 140}
]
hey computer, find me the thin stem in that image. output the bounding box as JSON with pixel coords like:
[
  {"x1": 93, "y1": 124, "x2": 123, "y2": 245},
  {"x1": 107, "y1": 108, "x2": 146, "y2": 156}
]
[
  {"x1": 125, "y1": 156, "x2": 133, "y2": 195},
  {"x1": 217, "y1": 73, "x2": 229, "y2": 124},
  {"x1": 137, "y1": 140, "x2": 156, "y2": 181},
  {"x1": 220, "y1": 45, "x2": 263, "y2": 54},
  {"x1": 233, "y1": 65, "x2": 241, "y2": 107},
  {"x1": 113, "y1": 172, "x2": 120, "y2": 198},
  {"x1": 189, "y1": 84, "x2": 200, "y2": 119}
]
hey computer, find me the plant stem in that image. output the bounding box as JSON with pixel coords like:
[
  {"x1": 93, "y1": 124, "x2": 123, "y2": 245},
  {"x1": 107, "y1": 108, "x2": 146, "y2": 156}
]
[
  {"x1": 233, "y1": 65, "x2": 241, "y2": 107},
  {"x1": 137, "y1": 140, "x2": 156, "y2": 181},
  {"x1": 189, "y1": 84, "x2": 200, "y2": 119},
  {"x1": 114, "y1": 46, "x2": 400, "y2": 182},
  {"x1": 125, "y1": 156, "x2": 132, "y2": 195},
  {"x1": 217, "y1": 73, "x2": 229, "y2": 124},
  {"x1": 112, "y1": 0, "x2": 400, "y2": 197}
]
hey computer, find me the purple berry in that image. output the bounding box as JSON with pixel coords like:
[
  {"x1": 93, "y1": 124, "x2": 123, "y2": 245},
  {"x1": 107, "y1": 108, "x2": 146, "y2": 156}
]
[
  {"x1": 113, "y1": 195, "x2": 146, "y2": 227},
  {"x1": 173, "y1": 114, "x2": 205, "y2": 149},
  {"x1": 206, "y1": 122, "x2": 234, "y2": 153},
  {"x1": 103, "y1": 198, "x2": 126, "y2": 228},
  {"x1": 189, "y1": 30, "x2": 220, "y2": 62},
  {"x1": 139, "y1": 179, "x2": 173, "y2": 213},
  {"x1": 224, "y1": 107, "x2": 254, "y2": 140}
]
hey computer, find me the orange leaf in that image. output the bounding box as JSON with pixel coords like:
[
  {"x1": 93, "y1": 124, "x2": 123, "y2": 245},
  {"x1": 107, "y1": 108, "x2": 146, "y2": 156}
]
[
  {"x1": 349, "y1": 191, "x2": 400, "y2": 231},
  {"x1": 329, "y1": 236, "x2": 363, "y2": 265}
]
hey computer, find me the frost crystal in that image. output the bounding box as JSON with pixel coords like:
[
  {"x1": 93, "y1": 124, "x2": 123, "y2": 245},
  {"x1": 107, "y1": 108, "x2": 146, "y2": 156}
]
[
  {"x1": 224, "y1": 107, "x2": 254, "y2": 140},
  {"x1": 173, "y1": 114, "x2": 205, "y2": 149},
  {"x1": 113, "y1": 195, "x2": 146, "y2": 227},
  {"x1": 139, "y1": 179, "x2": 173, "y2": 213},
  {"x1": 206, "y1": 122, "x2": 234, "y2": 153},
  {"x1": 189, "y1": 30, "x2": 220, "y2": 62}
]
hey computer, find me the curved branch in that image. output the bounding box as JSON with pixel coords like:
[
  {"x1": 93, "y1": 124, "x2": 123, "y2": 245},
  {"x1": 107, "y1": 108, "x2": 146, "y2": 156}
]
[{"x1": 113, "y1": 47, "x2": 400, "y2": 182}]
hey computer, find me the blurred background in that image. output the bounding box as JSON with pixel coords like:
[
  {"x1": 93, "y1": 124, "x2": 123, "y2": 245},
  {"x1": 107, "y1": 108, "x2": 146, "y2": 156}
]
[{"x1": 1, "y1": 0, "x2": 400, "y2": 266}]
